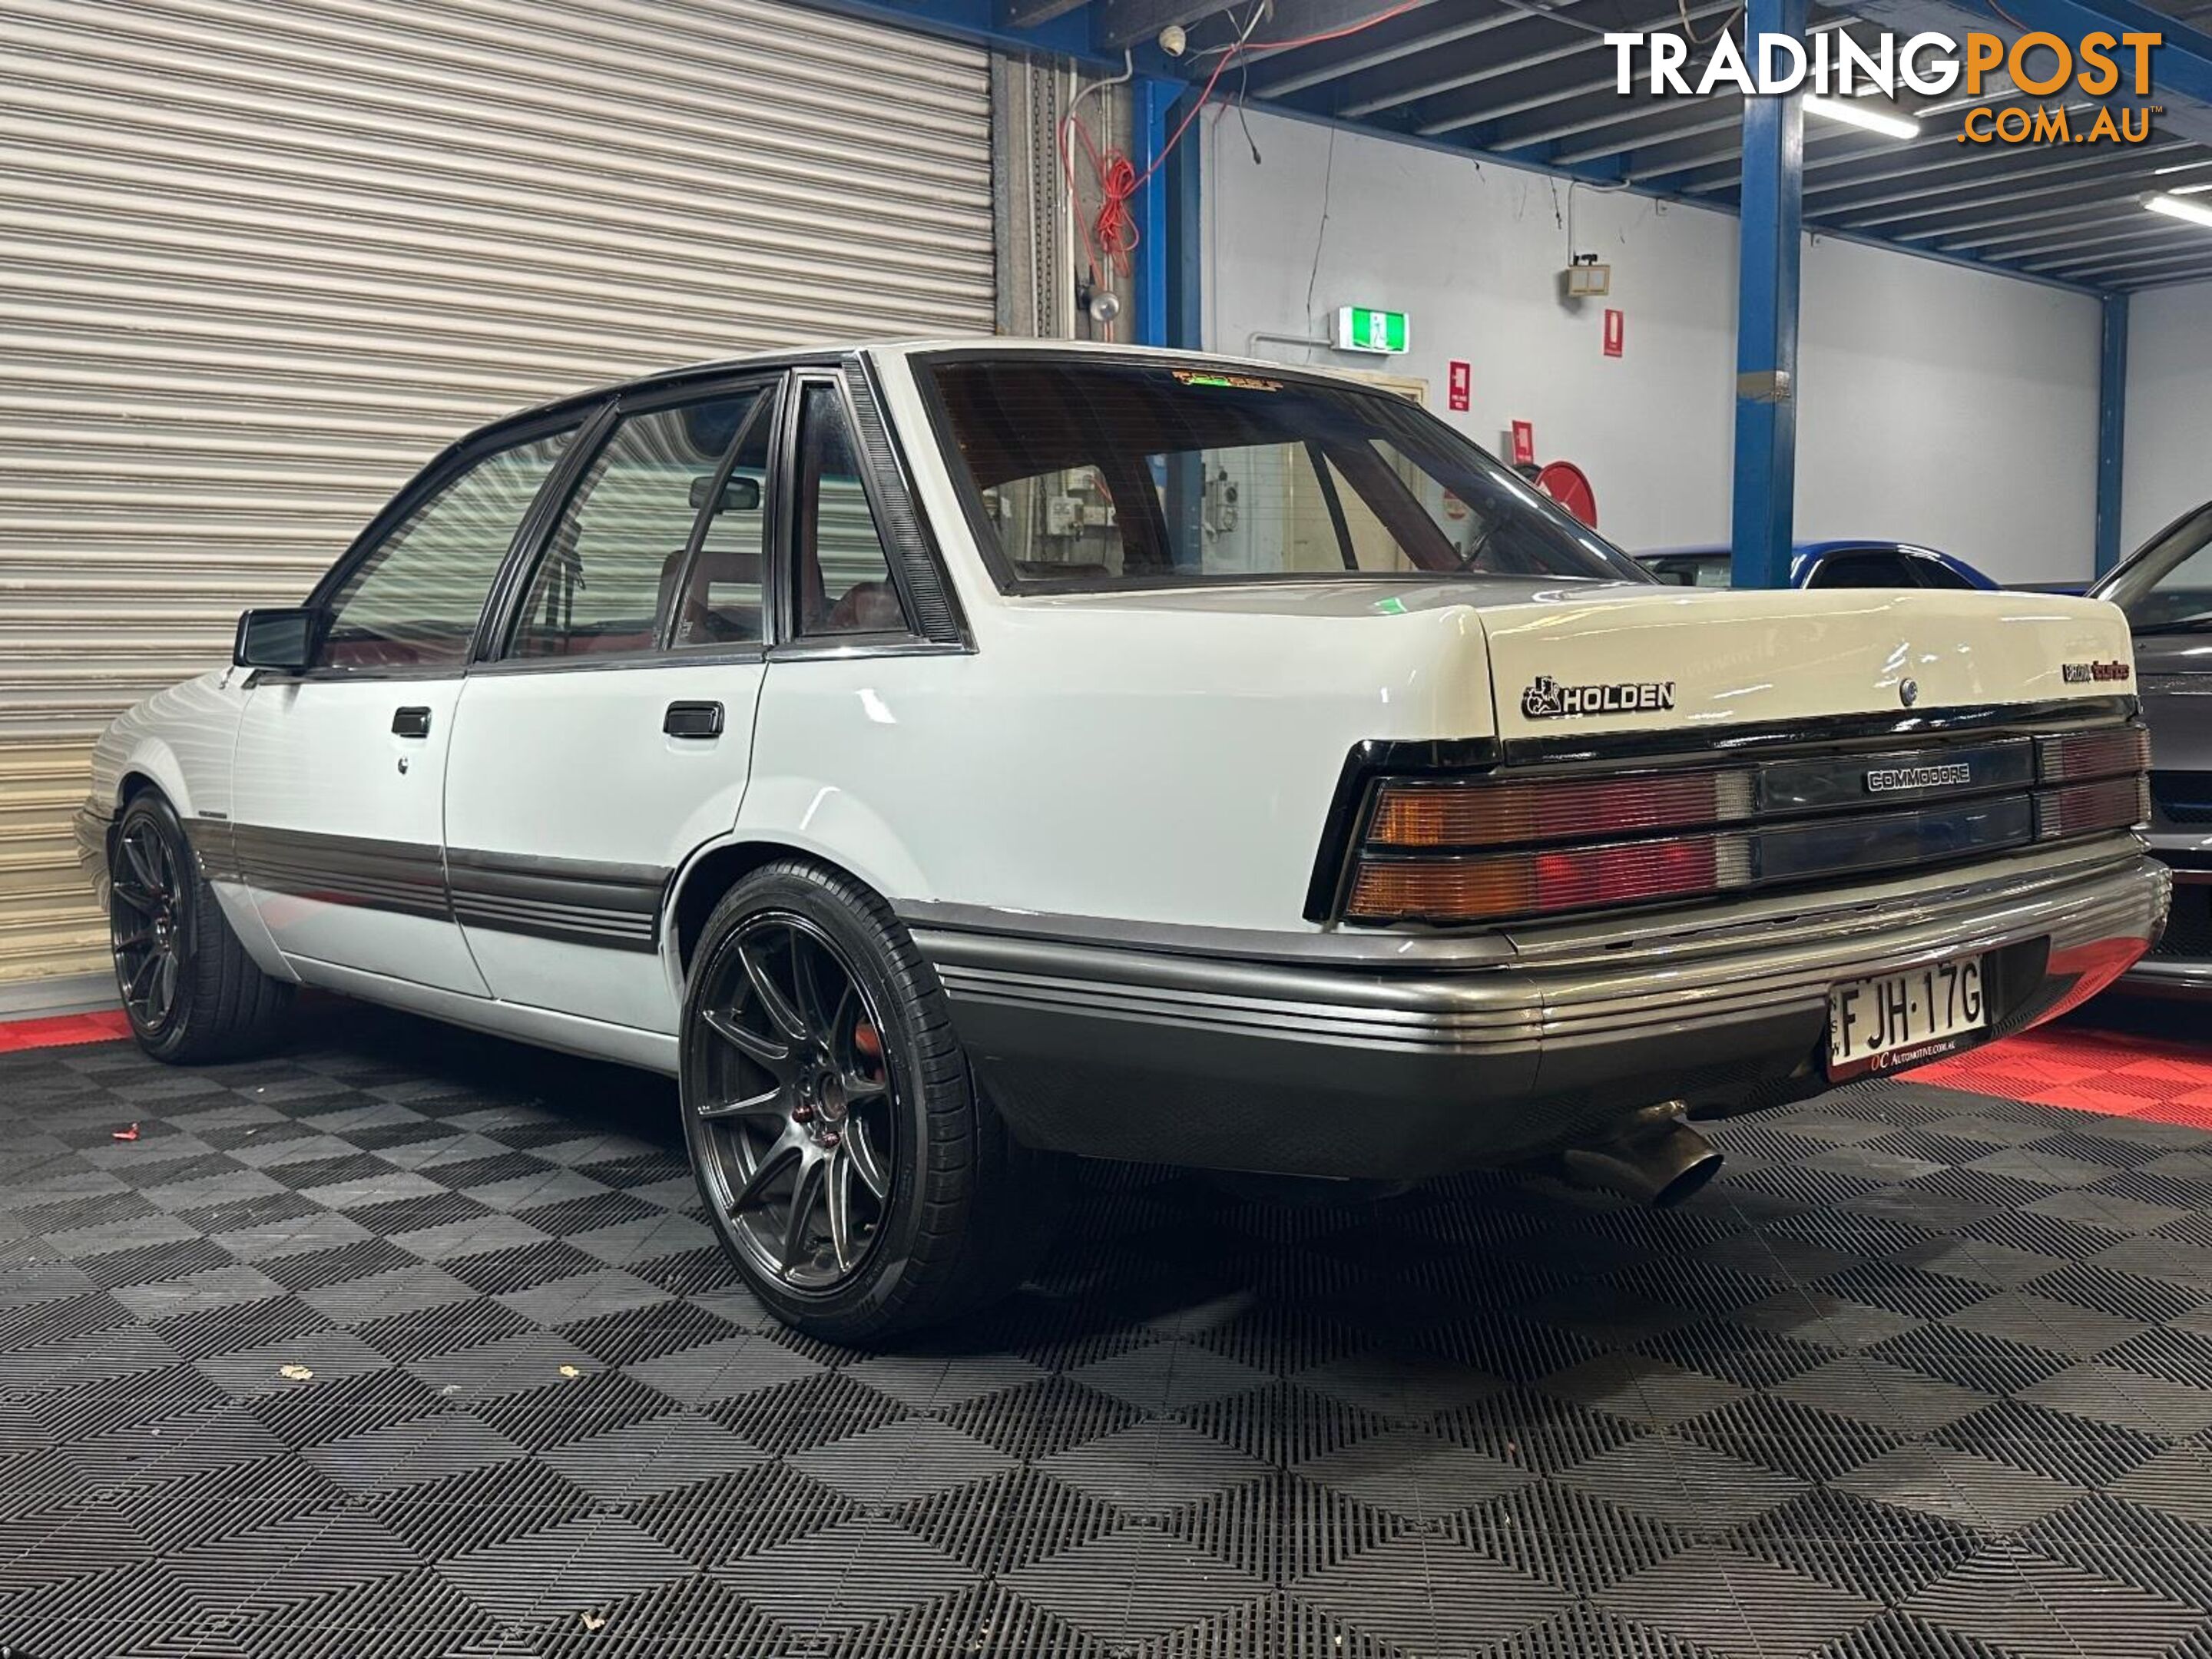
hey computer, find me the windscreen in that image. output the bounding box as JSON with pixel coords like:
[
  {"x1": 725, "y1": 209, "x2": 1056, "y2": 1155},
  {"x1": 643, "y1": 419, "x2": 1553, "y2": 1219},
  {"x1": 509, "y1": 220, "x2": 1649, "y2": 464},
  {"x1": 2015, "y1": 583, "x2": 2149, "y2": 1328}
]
[
  {"x1": 2098, "y1": 503, "x2": 2212, "y2": 634},
  {"x1": 924, "y1": 356, "x2": 1647, "y2": 588}
]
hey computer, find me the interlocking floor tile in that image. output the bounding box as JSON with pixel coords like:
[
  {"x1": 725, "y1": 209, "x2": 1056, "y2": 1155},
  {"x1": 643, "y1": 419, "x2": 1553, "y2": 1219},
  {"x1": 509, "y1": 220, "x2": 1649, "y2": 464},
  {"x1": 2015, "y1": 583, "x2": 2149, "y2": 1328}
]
[
  {"x1": 1, "y1": 1002, "x2": 2207, "y2": 1656},
  {"x1": 1293, "y1": 1532, "x2": 1571, "y2": 1655}
]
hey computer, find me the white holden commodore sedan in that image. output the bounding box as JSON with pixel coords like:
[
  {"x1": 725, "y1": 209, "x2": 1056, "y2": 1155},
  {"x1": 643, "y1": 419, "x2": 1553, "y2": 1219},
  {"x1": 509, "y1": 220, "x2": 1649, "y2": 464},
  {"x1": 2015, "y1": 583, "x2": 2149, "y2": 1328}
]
[{"x1": 78, "y1": 342, "x2": 2167, "y2": 1339}]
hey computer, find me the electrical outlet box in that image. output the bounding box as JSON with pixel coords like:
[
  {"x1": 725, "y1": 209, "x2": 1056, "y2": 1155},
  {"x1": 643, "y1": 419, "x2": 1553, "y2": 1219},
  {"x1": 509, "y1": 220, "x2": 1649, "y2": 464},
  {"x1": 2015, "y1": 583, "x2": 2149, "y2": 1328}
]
[{"x1": 1562, "y1": 263, "x2": 1611, "y2": 299}]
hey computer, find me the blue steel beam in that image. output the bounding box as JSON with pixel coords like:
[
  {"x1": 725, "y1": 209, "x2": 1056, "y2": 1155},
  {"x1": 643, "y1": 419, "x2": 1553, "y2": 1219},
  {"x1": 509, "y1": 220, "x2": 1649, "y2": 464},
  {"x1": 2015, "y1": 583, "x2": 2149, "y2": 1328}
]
[
  {"x1": 1730, "y1": 0, "x2": 1810, "y2": 591},
  {"x1": 2095, "y1": 291, "x2": 2129, "y2": 575},
  {"x1": 1167, "y1": 90, "x2": 1204, "y2": 349},
  {"x1": 1134, "y1": 77, "x2": 1175, "y2": 348}
]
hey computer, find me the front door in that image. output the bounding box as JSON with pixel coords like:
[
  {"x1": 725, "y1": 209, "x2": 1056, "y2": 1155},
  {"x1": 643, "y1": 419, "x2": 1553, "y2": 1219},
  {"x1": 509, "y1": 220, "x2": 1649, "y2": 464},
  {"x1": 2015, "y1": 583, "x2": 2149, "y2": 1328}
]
[
  {"x1": 442, "y1": 378, "x2": 780, "y2": 1032},
  {"x1": 231, "y1": 420, "x2": 582, "y2": 994}
]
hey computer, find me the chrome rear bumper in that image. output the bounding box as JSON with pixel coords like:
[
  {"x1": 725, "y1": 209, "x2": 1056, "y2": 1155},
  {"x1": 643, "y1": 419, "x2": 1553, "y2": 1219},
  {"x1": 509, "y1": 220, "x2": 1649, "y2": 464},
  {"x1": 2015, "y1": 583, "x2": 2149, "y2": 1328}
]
[{"x1": 910, "y1": 837, "x2": 2169, "y2": 1178}]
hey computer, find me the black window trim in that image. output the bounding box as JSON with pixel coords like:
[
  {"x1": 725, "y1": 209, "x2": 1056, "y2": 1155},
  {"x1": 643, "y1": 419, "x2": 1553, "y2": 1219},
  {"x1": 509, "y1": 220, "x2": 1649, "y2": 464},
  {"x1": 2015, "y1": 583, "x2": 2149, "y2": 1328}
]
[
  {"x1": 476, "y1": 370, "x2": 787, "y2": 674},
  {"x1": 906, "y1": 344, "x2": 1651, "y2": 598},
  {"x1": 264, "y1": 403, "x2": 608, "y2": 686},
  {"x1": 770, "y1": 367, "x2": 930, "y2": 657}
]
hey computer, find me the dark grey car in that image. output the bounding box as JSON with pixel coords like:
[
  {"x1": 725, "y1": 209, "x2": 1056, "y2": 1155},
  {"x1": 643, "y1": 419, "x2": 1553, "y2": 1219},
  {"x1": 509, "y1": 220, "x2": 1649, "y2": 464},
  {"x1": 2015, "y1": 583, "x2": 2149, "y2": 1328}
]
[{"x1": 2094, "y1": 502, "x2": 2212, "y2": 997}]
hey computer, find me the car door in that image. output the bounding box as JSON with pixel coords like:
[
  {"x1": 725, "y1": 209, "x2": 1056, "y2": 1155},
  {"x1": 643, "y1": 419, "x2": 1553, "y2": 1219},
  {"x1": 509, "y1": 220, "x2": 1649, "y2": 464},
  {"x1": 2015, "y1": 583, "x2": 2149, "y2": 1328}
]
[
  {"x1": 230, "y1": 413, "x2": 589, "y2": 994},
  {"x1": 440, "y1": 375, "x2": 781, "y2": 1032}
]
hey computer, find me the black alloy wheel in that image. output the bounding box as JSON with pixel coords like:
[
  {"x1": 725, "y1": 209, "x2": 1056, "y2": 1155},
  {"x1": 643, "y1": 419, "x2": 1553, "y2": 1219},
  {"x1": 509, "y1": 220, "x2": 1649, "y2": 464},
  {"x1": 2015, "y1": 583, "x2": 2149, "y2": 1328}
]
[
  {"x1": 688, "y1": 911, "x2": 896, "y2": 1288},
  {"x1": 110, "y1": 810, "x2": 190, "y2": 1041},
  {"x1": 679, "y1": 859, "x2": 1063, "y2": 1342},
  {"x1": 106, "y1": 790, "x2": 294, "y2": 1064}
]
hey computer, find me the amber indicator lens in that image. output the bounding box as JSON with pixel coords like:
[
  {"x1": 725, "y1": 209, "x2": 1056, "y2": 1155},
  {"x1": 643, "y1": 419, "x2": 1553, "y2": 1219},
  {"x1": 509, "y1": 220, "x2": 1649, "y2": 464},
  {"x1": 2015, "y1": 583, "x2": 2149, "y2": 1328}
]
[
  {"x1": 1346, "y1": 836, "x2": 1723, "y2": 922},
  {"x1": 1368, "y1": 771, "x2": 1740, "y2": 848}
]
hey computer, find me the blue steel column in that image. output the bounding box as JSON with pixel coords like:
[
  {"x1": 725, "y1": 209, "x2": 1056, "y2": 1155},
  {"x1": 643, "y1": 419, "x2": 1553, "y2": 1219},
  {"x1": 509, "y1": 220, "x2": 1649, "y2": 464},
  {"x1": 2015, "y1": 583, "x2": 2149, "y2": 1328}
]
[
  {"x1": 1133, "y1": 78, "x2": 1174, "y2": 349},
  {"x1": 1728, "y1": 0, "x2": 1808, "y2": 591},
  {"x1": 1166, "y1": 90, "x2": 1203, "y2": 350},
  {"x1": 1132, "y1": 78, "x2": 1203, "y2": 350},
  {"x1": 2095, "y1": 291, "x2": 2129, "y2": 577}
]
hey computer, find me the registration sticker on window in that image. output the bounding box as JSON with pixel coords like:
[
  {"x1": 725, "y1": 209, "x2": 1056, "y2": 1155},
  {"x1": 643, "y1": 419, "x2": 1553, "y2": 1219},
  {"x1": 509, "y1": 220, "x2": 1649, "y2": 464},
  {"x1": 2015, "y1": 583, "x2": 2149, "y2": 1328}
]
[{"x1": 1171, "y1": 370, "x2": 1282, "y2": 392}]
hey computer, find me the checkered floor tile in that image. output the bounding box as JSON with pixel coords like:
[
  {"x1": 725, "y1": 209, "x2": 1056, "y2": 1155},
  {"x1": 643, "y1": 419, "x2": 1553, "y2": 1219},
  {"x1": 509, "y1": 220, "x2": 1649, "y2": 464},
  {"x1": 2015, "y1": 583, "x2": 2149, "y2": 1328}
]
[{"x1": 2, "y1": 1004, "x2": 2210, "y2": 1658}]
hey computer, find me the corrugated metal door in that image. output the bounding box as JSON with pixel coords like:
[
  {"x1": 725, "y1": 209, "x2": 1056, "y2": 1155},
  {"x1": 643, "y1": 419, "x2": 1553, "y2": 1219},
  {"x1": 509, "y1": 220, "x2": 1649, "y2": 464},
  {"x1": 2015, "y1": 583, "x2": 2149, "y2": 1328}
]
[{"x1": 0, "y1": 0, "x2": 995, "y2": 987}]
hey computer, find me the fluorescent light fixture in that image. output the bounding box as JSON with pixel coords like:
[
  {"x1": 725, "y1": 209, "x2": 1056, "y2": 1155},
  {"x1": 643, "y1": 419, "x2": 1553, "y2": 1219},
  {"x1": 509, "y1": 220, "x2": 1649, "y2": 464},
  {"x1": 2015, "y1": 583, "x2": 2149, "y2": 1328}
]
[
  {"x1": 2144, "y1": 191, "x2": 2212, "y2": 230},
  {"x1": 1803, "y1": 94, "x2": 1920, "y2": 141}
]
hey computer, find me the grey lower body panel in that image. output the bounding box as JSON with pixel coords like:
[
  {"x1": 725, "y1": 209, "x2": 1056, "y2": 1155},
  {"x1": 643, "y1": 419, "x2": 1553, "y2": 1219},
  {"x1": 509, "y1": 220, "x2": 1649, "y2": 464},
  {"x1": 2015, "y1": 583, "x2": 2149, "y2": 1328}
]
[
  {"x1": 2118, "y1": 859, "x2": 2210, "y2": 999},
  {"x1": 914, "y1": 840, "x2": 2171, "y2": 1180}
]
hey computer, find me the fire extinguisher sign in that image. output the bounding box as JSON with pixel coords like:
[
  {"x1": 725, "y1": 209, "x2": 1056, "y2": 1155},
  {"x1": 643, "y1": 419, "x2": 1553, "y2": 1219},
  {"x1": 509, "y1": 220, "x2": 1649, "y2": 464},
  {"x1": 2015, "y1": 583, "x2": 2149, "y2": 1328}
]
[
  {"x1": 1447, "y1": 361, "x2": 1471, "y2": 412},
  {"x1": 1603, "y1": 310, "x2": 1624, "y2": 358},
  {"x1": 1510, "y1": 420, "x2": 1535, "y2": 466}
]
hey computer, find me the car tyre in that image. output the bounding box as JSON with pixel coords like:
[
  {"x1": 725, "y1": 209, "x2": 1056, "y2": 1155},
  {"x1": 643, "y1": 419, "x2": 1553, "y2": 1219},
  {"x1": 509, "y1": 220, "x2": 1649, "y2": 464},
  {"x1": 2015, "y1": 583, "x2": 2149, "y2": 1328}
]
[
  {"x1": 680, "y1": 859, "x2": 1060, "y2": 1343},
  {"x1": 109, "y1": 790, "x2": 295, "y2": 1064}
]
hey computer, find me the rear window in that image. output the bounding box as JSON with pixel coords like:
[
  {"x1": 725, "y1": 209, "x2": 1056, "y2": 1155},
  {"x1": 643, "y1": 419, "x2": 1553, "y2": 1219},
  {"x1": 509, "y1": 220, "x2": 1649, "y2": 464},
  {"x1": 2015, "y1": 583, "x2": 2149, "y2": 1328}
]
[{"x1": 922, "y1": 355, "x2": 1647, "y2": 590}]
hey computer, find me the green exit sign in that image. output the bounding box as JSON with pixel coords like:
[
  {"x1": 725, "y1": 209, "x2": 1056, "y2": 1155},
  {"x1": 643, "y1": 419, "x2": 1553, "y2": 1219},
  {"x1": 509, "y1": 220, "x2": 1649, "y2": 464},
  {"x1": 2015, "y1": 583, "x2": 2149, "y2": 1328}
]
[{"x1": 1333, "y1": 306, "x2": 1409, "y2": 355}]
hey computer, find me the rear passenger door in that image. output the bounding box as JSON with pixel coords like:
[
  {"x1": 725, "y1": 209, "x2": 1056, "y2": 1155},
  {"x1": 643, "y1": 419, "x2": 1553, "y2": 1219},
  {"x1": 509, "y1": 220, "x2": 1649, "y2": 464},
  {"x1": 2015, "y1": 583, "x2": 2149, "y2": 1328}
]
[{"x1": 442, "y1": 375, "x2": 780, "y2": 1034}]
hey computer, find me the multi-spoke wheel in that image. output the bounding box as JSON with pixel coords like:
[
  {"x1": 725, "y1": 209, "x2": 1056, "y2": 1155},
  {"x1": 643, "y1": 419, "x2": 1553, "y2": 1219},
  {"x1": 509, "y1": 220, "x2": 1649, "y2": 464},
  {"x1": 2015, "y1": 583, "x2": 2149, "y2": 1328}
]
[
  {"x1": 107, "y1": 790, "x2": 294, "y2": 1064},
  {"x1": 111, "y1": 813, "x2": 187, "y2": 1038},
  {"x1": 690, "y1": 913, "x2": 896, "y2": 1289},
  {"x1": 680, "y1": 859, "x2": 1064, "y2": 1343}
]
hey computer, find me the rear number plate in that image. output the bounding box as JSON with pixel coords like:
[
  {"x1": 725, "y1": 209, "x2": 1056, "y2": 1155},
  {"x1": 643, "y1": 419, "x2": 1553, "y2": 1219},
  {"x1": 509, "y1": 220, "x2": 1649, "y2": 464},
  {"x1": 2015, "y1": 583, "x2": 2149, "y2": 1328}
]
[{"x1": 1826, "y1": 957, "x2": 1985, "y2": 1080}]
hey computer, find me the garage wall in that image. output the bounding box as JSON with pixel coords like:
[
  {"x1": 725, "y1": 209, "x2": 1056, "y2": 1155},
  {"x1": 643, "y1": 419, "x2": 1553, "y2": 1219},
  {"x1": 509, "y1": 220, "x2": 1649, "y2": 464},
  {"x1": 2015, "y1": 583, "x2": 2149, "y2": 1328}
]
[
  {"x1": 0, "y1": 0, "x2": 996, "y2": 990},
  {"x1": 1204, "y1": 108, "x2": 2104, "y2": 581},
  {"x1": 2121, "y1": 280, "x2": 2212, "y2": 557}
]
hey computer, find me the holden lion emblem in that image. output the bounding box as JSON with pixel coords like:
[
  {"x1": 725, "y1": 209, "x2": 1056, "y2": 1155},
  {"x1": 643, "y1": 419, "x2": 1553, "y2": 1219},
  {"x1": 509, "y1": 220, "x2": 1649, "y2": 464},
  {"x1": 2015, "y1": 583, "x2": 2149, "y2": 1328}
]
[{"x1": 1520, "y1": 675, "x2": 1677, "y2": 720}]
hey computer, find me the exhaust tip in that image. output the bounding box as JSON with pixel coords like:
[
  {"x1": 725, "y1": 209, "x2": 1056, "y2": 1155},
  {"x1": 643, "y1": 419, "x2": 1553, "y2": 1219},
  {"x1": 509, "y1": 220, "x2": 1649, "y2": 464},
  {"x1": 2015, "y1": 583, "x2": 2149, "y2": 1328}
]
[
  {"x1": 1558, "y1": 1117, "x2": 1724, "y2": 1208},
  {"x1": 1650, "y1": 1145, "x2": 1725, "y2": 1208}
]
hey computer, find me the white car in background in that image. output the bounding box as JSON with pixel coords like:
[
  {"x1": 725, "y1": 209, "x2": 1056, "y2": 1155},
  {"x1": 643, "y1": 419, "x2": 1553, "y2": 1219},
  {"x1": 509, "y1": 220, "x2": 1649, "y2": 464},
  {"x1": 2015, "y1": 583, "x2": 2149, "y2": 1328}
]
[{"x1": 78, "y1": 342, "x2": 2167, "y2": 1339}]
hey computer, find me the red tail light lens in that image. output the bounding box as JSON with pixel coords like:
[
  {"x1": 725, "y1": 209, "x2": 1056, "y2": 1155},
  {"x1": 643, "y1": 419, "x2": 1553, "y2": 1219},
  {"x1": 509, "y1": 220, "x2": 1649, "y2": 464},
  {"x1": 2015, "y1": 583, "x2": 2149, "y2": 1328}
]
[
  {"x1": 1369, "y1": 770, "x2": 1750, "y2": 848},
  {"x1": 2037, "y1": 726, "x2": 2151, "y2": 783},
  {"x1": 2035, "y1": 775, "x2": 2150, "y2": 840}
]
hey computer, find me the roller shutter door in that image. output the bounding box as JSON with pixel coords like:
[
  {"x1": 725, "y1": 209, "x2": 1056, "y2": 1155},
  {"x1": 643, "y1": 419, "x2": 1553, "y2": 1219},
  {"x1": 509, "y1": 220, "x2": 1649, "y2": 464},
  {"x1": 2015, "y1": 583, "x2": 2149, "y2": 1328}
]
[{"x1": 0, "y1": 0, "x2": 995, "y2": 987}]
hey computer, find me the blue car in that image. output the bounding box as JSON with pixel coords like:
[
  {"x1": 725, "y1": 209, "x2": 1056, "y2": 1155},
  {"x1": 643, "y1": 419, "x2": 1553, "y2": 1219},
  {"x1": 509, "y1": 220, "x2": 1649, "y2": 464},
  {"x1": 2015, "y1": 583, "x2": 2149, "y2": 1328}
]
[{"x1": 1637, "y1": 540, "x2": 1998, "y2": 591}]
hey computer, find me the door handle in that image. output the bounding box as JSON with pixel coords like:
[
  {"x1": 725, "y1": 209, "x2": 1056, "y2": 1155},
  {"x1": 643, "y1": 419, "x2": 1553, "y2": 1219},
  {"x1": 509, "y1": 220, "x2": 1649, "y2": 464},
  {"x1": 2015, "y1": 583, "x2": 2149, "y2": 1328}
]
[
  {"x1": 664, "y1": 700, "x2": 724, "y2": 739},
  {"x1": 392, "y1": 706, "x2": 432, "y2": 738}
]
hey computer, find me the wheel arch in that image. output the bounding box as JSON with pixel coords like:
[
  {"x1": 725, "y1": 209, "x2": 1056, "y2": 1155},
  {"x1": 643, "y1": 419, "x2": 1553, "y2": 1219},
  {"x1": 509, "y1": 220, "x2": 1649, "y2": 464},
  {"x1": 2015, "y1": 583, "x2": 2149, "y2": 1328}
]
[
  {"x1": 108, "y1": 740, "x2": 194, "y2": 820},
  {"x1": 665, "y1": 836, "x2": 906, "y2": 981}
]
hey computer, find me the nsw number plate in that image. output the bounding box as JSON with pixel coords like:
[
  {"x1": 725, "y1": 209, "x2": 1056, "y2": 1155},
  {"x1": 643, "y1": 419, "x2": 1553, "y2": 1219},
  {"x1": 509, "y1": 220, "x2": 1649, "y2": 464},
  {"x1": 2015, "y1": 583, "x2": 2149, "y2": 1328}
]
[{"x1": 1826, "y1": 957, "x2": 1985, "y2": 1080}]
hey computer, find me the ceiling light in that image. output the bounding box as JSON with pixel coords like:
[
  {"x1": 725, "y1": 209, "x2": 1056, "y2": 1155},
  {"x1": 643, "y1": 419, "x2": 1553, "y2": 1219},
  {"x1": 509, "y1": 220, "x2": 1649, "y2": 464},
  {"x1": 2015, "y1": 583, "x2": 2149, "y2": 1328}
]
[
  {"x1": 1803, "y1": 94, "x2": 1920, "y2": 141},
  {"x1": 2144, "y1": 191, "x2": 2212, "y2": 230}
]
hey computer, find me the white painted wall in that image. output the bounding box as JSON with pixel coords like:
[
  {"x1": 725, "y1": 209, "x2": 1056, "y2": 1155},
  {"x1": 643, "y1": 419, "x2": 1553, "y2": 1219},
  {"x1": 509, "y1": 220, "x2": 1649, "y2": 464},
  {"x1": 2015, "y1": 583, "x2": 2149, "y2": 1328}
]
[
  {"x1": 1204, "y1": 108, "x2": 2106, "y2": 583},
  {"x1": 2121, "y1": 280, "x2": 2212, "y2": 557}
]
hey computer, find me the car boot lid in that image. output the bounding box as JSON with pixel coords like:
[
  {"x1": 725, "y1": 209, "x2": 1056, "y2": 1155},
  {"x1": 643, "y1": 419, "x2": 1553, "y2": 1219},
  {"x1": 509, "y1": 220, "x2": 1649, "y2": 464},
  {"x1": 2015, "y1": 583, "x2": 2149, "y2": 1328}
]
[{"x1": 1474, "y1": 588, "x2": 2138, "y2": 740}]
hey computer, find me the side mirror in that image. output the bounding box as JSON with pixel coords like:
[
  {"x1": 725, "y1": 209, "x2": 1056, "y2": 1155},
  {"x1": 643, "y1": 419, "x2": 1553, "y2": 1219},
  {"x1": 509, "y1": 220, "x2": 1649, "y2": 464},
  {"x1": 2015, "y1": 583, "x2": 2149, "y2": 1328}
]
[
  {"x1": 688, "y1": 474, "x2": 762, "y2": 514},
  {"x1": 233, "y1": 608, "x2": 323, "y2": 672}
]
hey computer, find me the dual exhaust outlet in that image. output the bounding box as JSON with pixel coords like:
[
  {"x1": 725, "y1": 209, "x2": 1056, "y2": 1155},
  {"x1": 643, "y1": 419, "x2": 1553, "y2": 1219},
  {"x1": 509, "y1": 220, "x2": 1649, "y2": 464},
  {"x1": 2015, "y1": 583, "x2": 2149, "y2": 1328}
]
[{"x1": 1556, "y1": 1107, "x2": 1725, "y2": 1209}]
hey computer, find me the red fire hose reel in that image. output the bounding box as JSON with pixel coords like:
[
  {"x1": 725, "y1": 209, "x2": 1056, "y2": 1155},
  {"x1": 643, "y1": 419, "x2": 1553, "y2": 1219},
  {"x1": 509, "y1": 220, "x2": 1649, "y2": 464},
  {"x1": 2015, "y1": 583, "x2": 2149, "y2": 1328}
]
[{"x1": 1532, "y1": 460, "x2": 1598, "y2": 528}]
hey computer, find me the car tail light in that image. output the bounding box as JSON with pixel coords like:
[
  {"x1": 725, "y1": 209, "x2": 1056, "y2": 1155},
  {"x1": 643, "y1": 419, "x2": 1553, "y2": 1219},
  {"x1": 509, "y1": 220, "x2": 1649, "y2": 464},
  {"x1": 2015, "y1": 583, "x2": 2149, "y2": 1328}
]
[
  {"x1": 1366, "y1": 770, "x2": 1752, "y2": 849},
  {"x1": 2035, "y1": 775, "x2": 2151, "y2": 841},
  {"x1": 2036, "y1": 725, "x2": 2150, "y2": 782},
  {"x1": 1345, "y1": 833, "x2": 1750, "y2": 923}
]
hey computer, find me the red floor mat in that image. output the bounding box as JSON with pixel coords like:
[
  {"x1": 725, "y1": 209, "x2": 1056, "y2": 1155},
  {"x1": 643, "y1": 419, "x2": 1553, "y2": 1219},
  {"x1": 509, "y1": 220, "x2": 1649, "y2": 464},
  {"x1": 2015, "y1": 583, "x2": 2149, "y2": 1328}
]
[
  {"x1": 0, "y1": 1009, "x2": 131, "y2": 1053},
  {"x1": 1915, "y1": 1020, "x2": 2212, "y2": 1128}
]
